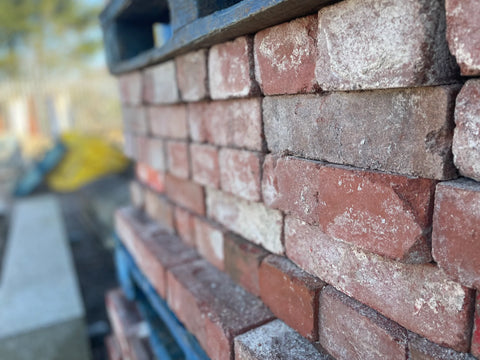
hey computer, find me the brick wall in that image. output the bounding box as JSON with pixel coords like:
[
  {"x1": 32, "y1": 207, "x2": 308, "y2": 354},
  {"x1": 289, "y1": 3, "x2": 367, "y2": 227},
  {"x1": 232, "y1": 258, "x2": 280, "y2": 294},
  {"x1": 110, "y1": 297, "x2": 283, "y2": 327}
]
[{"x1": 114, "y1": 0, "x2": 480, "y2": 358}]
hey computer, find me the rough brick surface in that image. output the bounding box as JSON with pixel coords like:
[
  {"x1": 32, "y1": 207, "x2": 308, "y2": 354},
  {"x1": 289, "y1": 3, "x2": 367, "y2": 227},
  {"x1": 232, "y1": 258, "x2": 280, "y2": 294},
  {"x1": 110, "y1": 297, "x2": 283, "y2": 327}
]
[
  {"x1": 224, "y1": 233, "x2": 268, "y2": 296},
  {"x1": 118, "y1": 72, "x2": 142, "y2": 106},
  {"x1": 165, "y1": 174, "x2": 205, "y2": 215},
  {"x1": 129, "y1": 181, "x2": 145, "y2": 209},
  {"x1": 263, "y1": 155, "x2": 435, "y2": 263},
  {"x1": 472, "y1": 293, "x2": 480, "y2": 358},
  {"x1": 319, "y1": 286, "x2": 408, "y2": 360},
  {"x1": 407, "y1": 332, "x2": 476, "y2": 360},
  {"x1": 207, "y1": 188, "x2": 283, "y2": 254},
  {"x1": 263, "y1": 87, "x2": 458, "y2": 179},
  {"x1": 191, "y1": 143, "x2": 220, "y2": 188},
  {"x1": 254, "y1": 15, "x2": 318, "y2": 95},
  {"x1": 143, "y1": 60, "x2": 179, "y2": 104},
  {"x1": 194, "y1": 217, "x2": 225, "y2": 270},
  {"x1": 234, "y1": 320, "x2": 332, "y2": 360},
  {"x1": 452, "y1": 79, "x2": 480, "y2": 181},
  {"x1": 285, "y1": 216, "x2": 474, "y2": 351},
  {"x1": 174, "y1": 207, "x2": 195, "y2": 247},
  {"x1": 188, "y1": 99, "x2": 263, "y2": 151},
  {"x1": 147, "y1": 138, "x2": 166, "y2": 171},
  {"x1": 144, "y1": 188, "x2": 174, "y2": 232},
  {"x1": 316, "y1": 0, "x2": 458, "y2": 90},
  {"x1": 136, "y1": 163, "x2": 165, "y2": 193},
  {"x1": 219, "y1": 149, "x2": 262, "y2": 202},
  {"x1": 148, "y1": 104, "x2": 188, "y2": 140},
  {"x1": 166, "y1": 259, "x2": 273, "y2": 360},
  {"x1": 259, "y1": 255, "x2": 325, "y2": 340},
  {"x1": 122, "y1": 107, "x2": 148, "y2": 135},
  {"x1": 176, "y1": 49, "x2": 209, "y2": 101},
  {"x1": 446, "y1": 0, "x2": 480, "y2": 76},
  {"x1": 166, "y1": 141, "x2": 190, "y2": 179},
  {"x1": 208, "y1": 36, "x2": 258, "y2": 99},
  {"x1": 432, "y1": 179, "x2": 480, "y2": 289}
]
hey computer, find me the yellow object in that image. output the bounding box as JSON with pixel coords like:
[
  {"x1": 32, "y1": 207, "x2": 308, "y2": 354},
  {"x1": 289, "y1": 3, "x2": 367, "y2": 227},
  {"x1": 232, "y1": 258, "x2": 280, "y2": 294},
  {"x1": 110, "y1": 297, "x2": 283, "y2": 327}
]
[{"x1": 47, "y1": 132, "x2": 130, "y2": 192}]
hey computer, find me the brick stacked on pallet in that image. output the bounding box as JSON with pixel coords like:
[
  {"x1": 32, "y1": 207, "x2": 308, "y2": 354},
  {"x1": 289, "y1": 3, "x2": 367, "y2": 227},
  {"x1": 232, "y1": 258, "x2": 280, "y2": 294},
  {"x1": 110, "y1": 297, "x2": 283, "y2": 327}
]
[{"x1": 115, "y1": 0, "x2": 480, "y2": 358}]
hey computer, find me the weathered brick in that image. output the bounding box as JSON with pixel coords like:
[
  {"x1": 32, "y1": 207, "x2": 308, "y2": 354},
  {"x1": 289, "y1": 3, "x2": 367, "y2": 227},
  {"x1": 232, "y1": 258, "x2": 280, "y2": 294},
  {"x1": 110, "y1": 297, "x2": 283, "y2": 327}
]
[
  {"x1": 285, "y1": 216, "x2": 475, "y2": 351},
  {"x1": 165, "y1": 174, "x2": 205, "y2": 215},
  {"x1": 224, "y1": 233, "x2": 268, "y2": 297},
  {"x1": 143, "y1": 61, "x2": 179, "y2": 104},
  {"x1": 316, "y1": 0, "x2": 458, "y2": 90},
  {"x1": 122, "y1": 107, "x2": 148, "y2": 135},
  {"x1": 208, "y1": 36, "x2": 258, "y2": 99},
  {"x1": 254, "y1": 15, "x2": 318, "y2": 95},
  {"x1": 166, "y1": 259, "x2": 273, "y2": 360},
  {"x1": 194, "y1": 217, "x2": 225, "y2": 270},
  {"x1": 319, "y1": 286, "x2": 408, "y2": 360},
  {"x1": 176, "y1": 49, "x2": 209, "y2": 101},
  {"x1": 472, "y1": 293, "x2": 480, "y2": 358},
  {"x1": 407, "y1": 331, "x2": 476, "y2": 360},
  {"x1": 263, "y1": 155, "x2": 435, "y2": 263},
  {"x1": 147, "y1": 138, "x2": 166, "y2": 171},
  {"x1": 219, "y1": 149, "x2": 262, "y2": 202},
  {"x1": 148, "y1": 104, "x2": 188, "y2": 139},
  {"x1": 446, "y1": 0, "x2": 480, "y2": 76},
  {"x1": 118, "y1": 72, "x2": 142, "y2": 106},
  {"x1": 129, "y1": 181, "x2": 145, "y2": 209},
  {"x1": 452, "y1": 79, "x2": 480, "y2": 181},
  {"x1": 166, "y1": 141, "x2": 190, "y2": 179},
  {"x1": 144, "y1": 188, "x2": 174, "y2": 232},
  {"x1": 135, "y1": 163, "x2": 165, "y2": 193},
  {"x1": 234, "y1": 319, "x2": 332, "y2": 360},
  {"x1": 432, "y1": 179, "x2": 480, "y2": 289},
  {"x1": 191, "y1": 143, "x2": 220, "y2": 188},
  {"x1": 264, "y1": 87, "x2": 458, "y2": 179},
  {"x1": 259, "y1": 255, "x2": 325, "y2": 340},
  {"x1": 173, "y1": 206, "x2": 195, "y2": 247},
  {"x1": 207, "y1": 188, "x2": 283, "y2": 254}
]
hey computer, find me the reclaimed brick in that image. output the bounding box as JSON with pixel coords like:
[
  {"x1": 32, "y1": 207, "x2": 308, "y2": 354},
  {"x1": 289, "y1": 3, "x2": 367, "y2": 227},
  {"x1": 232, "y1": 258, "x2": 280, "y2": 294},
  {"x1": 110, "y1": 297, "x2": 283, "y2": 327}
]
[
  {"x1": 254, "y1": 15, "x2": 318, "y2": 95},
  {"x1": 173, "y1": 206, "x2": 196, "y2": 247},
  {"x1": 118, "y1": 72, "x2": 142, "y2": 106},
  {"x1": 224, "y1": 233, "x2": 268, "y2": 297},
  {"x1": 136, "y1": 163, "x2": 165, "y2": 193},
  {"x1": 263, "y1": 87, "x2": 458, "y2": 180},
  {"x1": 219, "y1": 149, "x2": 262, "y2": 202},
  {"x1": 432, "y1": 179, "x2": 480, "y2": 289},
  {"x1": 206, "y1": 188, "x2": 283, "y2": 254},
  {"x1": 259, "y1": 255, "x2": 325, "y2": 340},
  {"x1": 194, "y1": 217, "x2": 225, "y2": 270},
  {"x1": 452, "y1": 79, "x2": 480, "y2": 181},
  {"x1": 129, "y1": 181, "x2": 145, "y2": 209},
  {"x1": 408, "y1": 331, "x2": 476, "y2": 360},
  {"x1": 165, "y1": 174, "x2": 205, "y2": 215},
  {"x1": 208, "y1": 36, "x2": 258, "y2": 99},
  {"x1": 263, "y1": 155, "x2": 435, "y2": 263},
  {"x1": 285, "y1": 216, "x2": 475, "y2": 351},
  {"x1": 166, "y1": 141, "x2": 190, "y2": 179},
  {"x1": 234, "y1": 319, "x2": 332, "y2": 360},
  {"x1": 446, "y1": 0, "x2": 480, "y2": 76},
  {"x1": 143, "y1": 60, "x2": 179, "y2": 104},
  {"x1": 148, "y1": 104, "x2": 188, "y2": 139},
  {"x1": 319, "y1": 286, "x2": 408, "y2": 360},
  {"x1": 191, "y1": 143, "x2": 220, "y2": 188},
  {"x1": 144, "y1": 188, "x2": 174, "y2": 232},
  {"x1": 176, "y1": 49, "x2": 209, "y2": 101},
  {"x1": 166, "y1": 259, "x2": 273, "y2": 360},
  {"x1": 147, "y1": 138, "x2": 166, "y2": 171},
  {"x1": 472, "y1": 293, "x2": 480, "y2": 358},
  {"x1": 121, "y1": 107, "x2": 148, "y2": 135},
  {"x1": 316, "y1": 0, "x2": 458, "y2": 90}
]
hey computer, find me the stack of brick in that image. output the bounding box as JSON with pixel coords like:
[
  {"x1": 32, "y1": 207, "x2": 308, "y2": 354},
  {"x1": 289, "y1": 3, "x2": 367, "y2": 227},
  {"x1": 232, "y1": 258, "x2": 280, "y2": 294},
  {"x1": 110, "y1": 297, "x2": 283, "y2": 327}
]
[{"x1": 113, "y1": 0, "x2": 480, "y2": 358}]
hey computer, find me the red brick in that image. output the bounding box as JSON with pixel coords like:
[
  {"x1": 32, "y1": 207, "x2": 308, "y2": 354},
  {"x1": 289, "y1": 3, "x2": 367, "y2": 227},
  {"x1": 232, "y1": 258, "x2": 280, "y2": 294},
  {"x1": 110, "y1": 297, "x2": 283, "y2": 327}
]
[
  {"x1": 319, "y1": 286, "x2": 408, "y2": 360},
  {"x1": 174, "y1": 207, "x2": 195, "y2": 247},
  {"x1": 148, "y1": 104, "x2": 188, "y2": 139},
  {"x1": 135, "y1": 163, "x2": 165, "y2": 193},
  {"x1": 254, "y1": 15, "x2": 318, "y2": 95},
  {"x1": 121, "y1": 107, "x2": 148, "y2": 135},
  {"x1": 165, "y1": 174, "x2": 205, "y2": 215},
  {"x1": 263, "y1": 155, "x2": 435, "y2": 263},
  {"x1": 224, "y1": 233, "x2": 268, "y2": 296},
  {"x1": 175, "y1": 49, "x2": 208, "y2": 101},
  {"x1": 118, "y1": 72, "x2": 142, "y2": 106},
  {"x1": 316, "y1": 0, "x2": 458, "y2": 91},
  {"x1": 432, "y1": 179, "x2": 480, "y2": 289},
  {"x1": 259, "y1": 255, "x2": 325, "y2": 340},
  {"x1": 143, "y1": 60, "x2": 179, "y2": 104},
  {"x1": 285, "y1": 216, "x2": 475, "y2": 351},
  {"x1": 194, "y1": 217, "x2": 225, "y2": 270},
  {"x1": 166, "y1": 141, "x2": 190, "y2": 179},
  {"x1": 472, "y1": 293, "x2": 480, "y2": 358},
  {"x1": 263, "y1": 87, "x2": 458, "y2": 180},
  {"x1": 453, "y1": 79, "x2": 480, "y2": 181},
  {"x1": 191, "y1": 143, "x2": 220, "y2": 188},
  {"x1": 144, "y1": 188, "x2": 174, "y2": 232},
  {"x1": 129, "y1": 181, "x2": 145, "y2": 209},
  {"x1": 219, "y1": 149, "x2": 262, "y2": 202},
  {"x1": 234, "y1": 320, "x2": 332, "y2": 360},
  {"x1": 408, "y1": 331, "x2": 476, "y2": 360},
  {"x1": 446, "y1": 0, "x2": 480, "y2": 76},
  {"x1": 146, "y1": 138, "x2": 166, "y2": 171},
  {"x1": 166, "y1": 259, "x2": 273, "y2": 360},
  {"x1": 207, "y1": 188, "x2": 283, "y2": 254},
  {"x1": 105, "y1": 335, "x2": 122, "y2": 360},
  {"x1": 208, "y1": 36, "x2": 258, "y2": 99}
]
